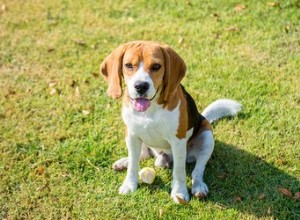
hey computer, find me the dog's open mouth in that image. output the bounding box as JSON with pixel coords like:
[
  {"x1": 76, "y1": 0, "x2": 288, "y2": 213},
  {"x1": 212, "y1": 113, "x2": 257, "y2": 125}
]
[{"x1": 133, "y1": 98, "x2": 151, "y2": 112}]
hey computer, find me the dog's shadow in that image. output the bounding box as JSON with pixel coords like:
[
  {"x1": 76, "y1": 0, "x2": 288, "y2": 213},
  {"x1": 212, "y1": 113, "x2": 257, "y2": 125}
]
[
  {"x1": 143, "y1": 140, "x2": 299, "y2": 218},
  {"x1": 189, "y1": 140, "x2": 300, "y2": 218}
]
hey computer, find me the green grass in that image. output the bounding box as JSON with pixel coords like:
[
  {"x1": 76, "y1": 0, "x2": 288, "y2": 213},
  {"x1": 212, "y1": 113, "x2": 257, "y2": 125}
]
[{"x1": 1, "y1": 0, "x2": 299, "y2": 219}]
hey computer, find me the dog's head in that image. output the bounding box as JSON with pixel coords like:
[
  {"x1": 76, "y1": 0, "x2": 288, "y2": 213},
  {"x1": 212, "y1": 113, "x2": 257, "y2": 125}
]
[{"x1": 101, "y1": 41, "x2": 186, "y2": 112}]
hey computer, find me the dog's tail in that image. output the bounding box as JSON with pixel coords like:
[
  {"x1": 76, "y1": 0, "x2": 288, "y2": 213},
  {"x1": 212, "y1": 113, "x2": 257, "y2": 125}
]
[{"x1": 202, "y1": 99, "x2": 242, "y2": 123}]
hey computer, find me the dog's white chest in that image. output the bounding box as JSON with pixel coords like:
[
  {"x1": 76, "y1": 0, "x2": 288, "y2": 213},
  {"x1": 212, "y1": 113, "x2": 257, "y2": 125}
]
[{"x1": 122, "y1": 103, "x2": 180, "y2": 149}]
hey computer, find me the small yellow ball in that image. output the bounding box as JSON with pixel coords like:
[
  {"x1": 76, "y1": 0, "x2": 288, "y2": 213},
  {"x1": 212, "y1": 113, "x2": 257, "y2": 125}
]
[{"x1": 138, "y1": 167, "x2": 156, "y2": 184}]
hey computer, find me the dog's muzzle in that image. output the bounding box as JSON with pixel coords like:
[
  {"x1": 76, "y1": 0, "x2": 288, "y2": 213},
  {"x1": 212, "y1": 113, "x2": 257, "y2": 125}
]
[{"x1": 130, "y1": 83, "x2": 160, "y2": 112}]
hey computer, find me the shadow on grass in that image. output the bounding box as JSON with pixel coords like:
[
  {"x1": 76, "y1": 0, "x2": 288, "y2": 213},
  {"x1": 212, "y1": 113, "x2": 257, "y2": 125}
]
[
  {"x1": 194, "y1": 140, "x2": 300, "y2": 219},
  {"x1": 139, "y1": 139, "x2": 299, "y2": 218}
]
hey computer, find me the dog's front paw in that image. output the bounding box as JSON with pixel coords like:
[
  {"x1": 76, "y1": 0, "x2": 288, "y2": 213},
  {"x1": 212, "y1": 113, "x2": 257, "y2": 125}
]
[
  {"x1": 171, "y1": 185, "x2": 190, "y2": 204},
  {"x1": 192, "y1": 181, "x2": 209, "y2": 198},
  {"x1": 119, "y1": 180, "x2": 138, "y2": 195}
]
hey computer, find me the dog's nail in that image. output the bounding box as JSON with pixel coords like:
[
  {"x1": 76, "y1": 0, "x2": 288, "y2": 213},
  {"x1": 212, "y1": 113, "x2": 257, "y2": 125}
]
[
  {"x1": 194, "y1": 192, "x2": 207, "y2": 198},
  {"x1": 175, "y1": 195, "x2": 189, "y2": 205}
]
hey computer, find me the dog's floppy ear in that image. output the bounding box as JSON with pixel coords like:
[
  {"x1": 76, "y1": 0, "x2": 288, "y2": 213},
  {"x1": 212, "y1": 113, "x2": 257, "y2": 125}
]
[
  {"x1": 160, "y1": 45, "x2": 186, "y2": 102},
  {"x1": 101, "y1": 44, "x2": 127, "y2": 99}
]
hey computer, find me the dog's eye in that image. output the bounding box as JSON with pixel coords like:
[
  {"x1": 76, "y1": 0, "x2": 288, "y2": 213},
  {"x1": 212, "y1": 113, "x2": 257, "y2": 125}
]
[
  {"x1": 125, "y1": 63, "x2": 133, "y2": 70},
  {"x1": 151, "y1": 64, "x2": 161, "y2": 72}
]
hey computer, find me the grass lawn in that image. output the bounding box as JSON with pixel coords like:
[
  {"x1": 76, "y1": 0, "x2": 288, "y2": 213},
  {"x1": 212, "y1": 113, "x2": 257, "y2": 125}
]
[{"x1": 1, "y1": 0, "x2": 299, "y2": 219}]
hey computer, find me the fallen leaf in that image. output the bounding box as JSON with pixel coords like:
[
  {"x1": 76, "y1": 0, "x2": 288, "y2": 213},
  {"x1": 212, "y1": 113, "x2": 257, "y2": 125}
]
[
  {"x1": 234, "y1": 4, "x2": 246, "y2": 11},
  {"x1": 70, "y1": 80, "x2": 77, "y2": 88},
  {"x1": 47, "y1": 48, "x2": 55, "y2": 53},
  {"x1": 159, "y1": 209, "x2": 164, "y2": 218},
  {"x1": 5, "y1": 89, "x2": 16, "y2": 98},
  {"x1": 127, "y1": 17, "x2": 135, "y2": 23},
  {"x1": 186, "y1": 1, "x2": 192, "y2": 6},
  {"x1": 212, "y1": 12, "x2": 219, "y2": 17},
  {"x1": 213, "y1": 32, "x2": 220, "y2": 39},
  {"x1": 178, "y1": 37, "x2": 184, "y2": 45},
  {"x1": 214, "y1": 203, "x2": 226, "y2": 210},
  {"x1": 276, "y1": 157, "x2": 288, "y2": 165},
  {"x1": 48, "y1": 19, "x2": 57, "y2": 26},
  {"x1": 48, "y1": 80, "x2": 57, "y2": 88},
  {"x1": 267, "y1": 207, "x2": 272, "y2": 215},
  {"x1": 267, "y1": 2, "x2": 278, "y2": 7},
  {"x1": 74, "y1": 39, "x2": 86, "y2": 46},
  {"x1": 74, "y1": 86, "x2": 81, "y2": 98},
  {"x1": 37, "y1": 166, "x2": 44, "y2": 175},
  {"x1": 284, "y1": 26, "x2": 290, "y2": 33},
  {"x1": 294, "y1": 192, "x2": 300, "y2": 200},
  {"x1": 82, "y1": 110, "x2": 90, "y2": 115},
  {"x1": 235, "y1": 196, "x2": 242, "y2": 202},
  {"x1": 218, "y1": 173, "x2": 227, "y2": 179},
  {"x1": 50, "y1": 88, "x2": 57, "y2": 95},
  {"x1": 1, "y1": 4, "x2": 7, "y2": 12},
  {"x1": 175, "y1": 195, "x2": 189, "y2": 205},
  {"x1": 258, "y1": 193, "x2": 266, "y2": 200},
  {"x1": 92, "y1": 73, "x2": 99, "y2": 78},
  {"x1": 226, "y1": 26, "x2": 239, "y2": 32},
  {"x1": 278, "y1": 187, "x2": 293, "y2": 198}
]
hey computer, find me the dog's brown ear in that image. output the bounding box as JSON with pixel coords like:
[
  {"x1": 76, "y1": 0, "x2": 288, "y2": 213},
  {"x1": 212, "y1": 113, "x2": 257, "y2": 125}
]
[
  {"x1": 101, "y1": 44, "x2": 127, "y2": 99},
  {"x1": 160, "y1": 45, "x2": 186, "y2": 102}
]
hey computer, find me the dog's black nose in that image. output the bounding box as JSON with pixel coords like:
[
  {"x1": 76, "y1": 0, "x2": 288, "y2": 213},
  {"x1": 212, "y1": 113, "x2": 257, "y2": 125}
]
[{"x1": 134, "y1": 81, "x2": 149, "y2": 95}]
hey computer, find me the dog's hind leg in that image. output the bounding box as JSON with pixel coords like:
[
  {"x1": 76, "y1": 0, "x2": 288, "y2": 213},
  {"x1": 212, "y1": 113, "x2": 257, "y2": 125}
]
[
  {"x1": 187, "y1": 130, "x2": 214, "y2": 198},
  {"x1": 151, "y1": 149, "x2": 173, "y2": 169},
  {"x1": 112, "y1": 143, "x2": 151, "y2": 171}
]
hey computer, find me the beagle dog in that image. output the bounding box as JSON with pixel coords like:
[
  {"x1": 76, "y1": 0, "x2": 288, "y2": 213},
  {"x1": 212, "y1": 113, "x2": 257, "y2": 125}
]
[{"x1": 101, "y1": 41, "x2": 242, "y2": 204}]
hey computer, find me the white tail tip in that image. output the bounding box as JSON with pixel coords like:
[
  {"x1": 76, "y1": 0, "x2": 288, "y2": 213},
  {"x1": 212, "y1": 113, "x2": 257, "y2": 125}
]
[{"x1": 202, "y1": 99, "x2": 242, "y2": 123}]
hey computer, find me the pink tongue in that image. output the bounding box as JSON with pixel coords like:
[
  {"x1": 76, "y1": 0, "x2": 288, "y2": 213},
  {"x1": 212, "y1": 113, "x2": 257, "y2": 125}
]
[{"x1": 133, "y1": 98, "x2": 151, "y2": 112}]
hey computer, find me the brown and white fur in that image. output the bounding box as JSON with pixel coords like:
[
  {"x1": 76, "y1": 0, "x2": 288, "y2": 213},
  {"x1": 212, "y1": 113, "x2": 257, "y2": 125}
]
[{"x1": 101, "y1": 41, "x2": 242, "y2": 204}]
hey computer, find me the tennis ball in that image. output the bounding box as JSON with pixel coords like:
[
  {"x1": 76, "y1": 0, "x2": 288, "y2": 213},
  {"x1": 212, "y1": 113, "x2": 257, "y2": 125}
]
[{"x1": 139, "y1": 167, "x2": 156, "y2": 184}]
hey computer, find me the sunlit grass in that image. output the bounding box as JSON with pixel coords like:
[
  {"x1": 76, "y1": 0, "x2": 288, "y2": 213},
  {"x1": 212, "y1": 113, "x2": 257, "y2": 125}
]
[{"x1": 1, "y1": 0, "x2": 299, "y2": 219}]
